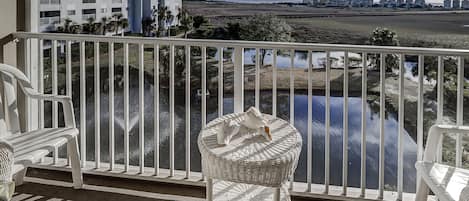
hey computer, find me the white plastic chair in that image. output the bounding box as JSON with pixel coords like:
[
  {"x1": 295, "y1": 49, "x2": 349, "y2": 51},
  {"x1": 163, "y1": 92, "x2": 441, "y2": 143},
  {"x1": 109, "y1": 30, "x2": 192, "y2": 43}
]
[
  {"x1": 0, "y1": 63, "x2": 82, "y2": 188},
  {"x1": 415, "y1": 124, "x2": 469, "y2": 201}
]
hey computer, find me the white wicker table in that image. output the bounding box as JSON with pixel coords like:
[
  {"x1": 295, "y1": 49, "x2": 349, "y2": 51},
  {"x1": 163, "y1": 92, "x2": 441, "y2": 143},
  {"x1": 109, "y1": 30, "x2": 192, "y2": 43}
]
[{"x1": 198, "y1": 113, "x2": 302, "y2": 201}]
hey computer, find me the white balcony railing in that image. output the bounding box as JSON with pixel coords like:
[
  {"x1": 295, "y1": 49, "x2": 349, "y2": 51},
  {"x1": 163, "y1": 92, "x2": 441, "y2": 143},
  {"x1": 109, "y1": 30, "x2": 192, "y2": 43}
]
[{"x1": 12, "y1": 32, "x2": 468, "y2": 201}]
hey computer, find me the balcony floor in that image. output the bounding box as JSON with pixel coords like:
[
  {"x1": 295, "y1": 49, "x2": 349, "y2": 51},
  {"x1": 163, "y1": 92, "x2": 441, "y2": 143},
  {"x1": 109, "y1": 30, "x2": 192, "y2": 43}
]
[{"x1": 14, "y1": 168, "x2": 326, "y2": 201}]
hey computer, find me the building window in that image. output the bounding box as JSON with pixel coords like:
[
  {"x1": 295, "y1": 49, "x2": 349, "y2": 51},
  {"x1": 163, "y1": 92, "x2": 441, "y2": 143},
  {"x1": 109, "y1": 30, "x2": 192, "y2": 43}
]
[
  {"x1": 40, "y1": 11, "x2": 60, "y2": 18},
  {"x1": 82, "y1": 9, "x2": 97, "y2": 21},
  {"x1": 40, "y1": 0, "x2": 60, "y2": 4},
  {"x1": 67, "y1": 10, "x2": 76, "y2": 15},
  {"x1": 82, "y1": 0, "x2": 96, "y2": 3},
  {"x1": 111, "y1": 8, "x2": 122, "y2": 13},
  {"x1": 101, "y1": 8, "x2": 107, "y2": 13},
  {"x1": 40, "y1": 11, "x2": 61, "y2": 26},
  {"x1": 82, "y1": 9, "x2": 96, "y2": 15}
]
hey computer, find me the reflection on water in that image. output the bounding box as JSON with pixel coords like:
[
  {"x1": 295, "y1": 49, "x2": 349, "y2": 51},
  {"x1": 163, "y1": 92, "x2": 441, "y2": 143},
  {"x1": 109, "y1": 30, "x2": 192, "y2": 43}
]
[{"x1": 42, "y1": 65, "x2": 417, "y2": 193}]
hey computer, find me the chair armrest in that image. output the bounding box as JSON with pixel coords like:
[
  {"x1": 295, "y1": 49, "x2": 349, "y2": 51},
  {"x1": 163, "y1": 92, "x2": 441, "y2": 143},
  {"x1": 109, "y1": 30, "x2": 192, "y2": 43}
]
[
  {"x1": 422, "y1": 124, "x2": 469, "y2": 162},
  {"x1": 23, "y1": 89, "x2": 76, "y2": 128},
  {"x1": 0, "y1": 63, "x2": 76, "y2": 128}
]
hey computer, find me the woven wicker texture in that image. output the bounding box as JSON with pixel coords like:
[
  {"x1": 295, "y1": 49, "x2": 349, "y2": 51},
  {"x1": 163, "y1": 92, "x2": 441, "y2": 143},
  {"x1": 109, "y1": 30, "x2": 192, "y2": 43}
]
[
  {"x1": 0, "y1": 142, "x2": 13, "y2": 182},
  {"x1": 212, "y1": 179, "x2": 291, "y2": 201},
  {"x1": 198, "y1": 113, "x2": 302, "y2": 188}
]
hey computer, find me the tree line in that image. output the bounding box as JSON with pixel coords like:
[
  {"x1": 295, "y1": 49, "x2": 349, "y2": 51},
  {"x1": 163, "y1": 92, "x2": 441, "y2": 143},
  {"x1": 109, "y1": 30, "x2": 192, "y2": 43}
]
[{"x1": 56, "y1": 13, "x2": 129, "y2": 36}]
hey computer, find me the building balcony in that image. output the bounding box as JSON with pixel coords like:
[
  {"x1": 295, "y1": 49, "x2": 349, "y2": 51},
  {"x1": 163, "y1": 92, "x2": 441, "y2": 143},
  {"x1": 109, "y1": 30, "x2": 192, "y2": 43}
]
[{"x1": 5, "y1": 32, "x2": 469, "y2": 201}]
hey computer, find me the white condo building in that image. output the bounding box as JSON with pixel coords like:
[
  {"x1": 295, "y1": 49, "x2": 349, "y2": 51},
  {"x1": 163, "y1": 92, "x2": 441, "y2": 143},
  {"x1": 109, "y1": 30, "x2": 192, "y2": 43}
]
[
  {"x1": 39, "y1": 0, "x2": 128, "y2": 32},
  {"x1": 39, "y1": 0, "x2": 181, "y2": 33}
]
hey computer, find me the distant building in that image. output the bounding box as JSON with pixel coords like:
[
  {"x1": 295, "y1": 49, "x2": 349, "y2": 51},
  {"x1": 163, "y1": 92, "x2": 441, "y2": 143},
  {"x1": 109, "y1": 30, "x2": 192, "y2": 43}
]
[
  {"x1": 462, "y1": 0, "x2": 469, "y2": 8},
  {"x1": 414, "y1": 0, "x2": 426, "y2": 6},
  {"x1": 350, "y1": 0, "x2": 372, "y2": 7},
  {"x1": 444, "y1": 0, "x2": 452, "y2": 7},
  {"x1": 303, "y1": 0, "x2": 320, "y2": 6},
  {"x1": 453, "y1": 0, "x2": 461, "y2": 8},
  {"x1": 39, "y1": 0, "x2": 128, "y2": 32},
  {"x1": 128, "y1": 0, "x2": 181, "y2": 33},
  {"x1": 128, "y1": 0, "x2": 158, "y2": 33}
]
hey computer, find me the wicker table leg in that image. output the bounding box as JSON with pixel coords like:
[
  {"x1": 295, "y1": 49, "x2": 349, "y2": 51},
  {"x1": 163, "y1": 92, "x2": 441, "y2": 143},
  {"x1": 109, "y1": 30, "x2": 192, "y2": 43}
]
[
  {"x1": 207, "y1": 178, "x2": 213, "y2": 201},
  {"x1": 273, "y1": 187, "x2": 281, "y2": 201}
]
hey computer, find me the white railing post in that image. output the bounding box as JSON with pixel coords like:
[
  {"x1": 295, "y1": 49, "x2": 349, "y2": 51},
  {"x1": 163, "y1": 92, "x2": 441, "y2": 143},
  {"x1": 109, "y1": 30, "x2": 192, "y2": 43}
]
[
  {"x1": 24, "y1": 0, "x2": 39, "y2": 132},
  {"x1": 233, "y1": 47, "x2": 244, "y2": 113}
]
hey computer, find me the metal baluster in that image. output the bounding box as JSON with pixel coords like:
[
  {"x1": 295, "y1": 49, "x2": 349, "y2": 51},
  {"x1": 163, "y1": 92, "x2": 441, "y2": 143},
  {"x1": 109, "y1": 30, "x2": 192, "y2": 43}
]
[
  {"x1": 325, "y1": 51, "x2": 331, "y2": 194},
  {"x1": 360, "y1": 52, "x2": 367, "y2": 198},
  {"x1": 66, "y1": 40, "x2": 72, "y2": 166},
  {"x1": 307, "y1": 50, "x2": 313, "y2": 192},
  {"x1": 378, "y1": 53, "x2": 386, "y2": 200},
  {"x1": 154, "y1": 44, "x2": 160, "y2": 176},
  {"x1": 416, "y1": 55, "x2": 424, "y2": 192},
  {"x1": 289, "y1": 49, "x2": 295, "y2": 190},
  {"x1": 80, "y1": 41, "x2": 87, "y2": 167},
  {"x1": 124, "y1": 42, "x2": 130, "y2": 172},
  {"x1": 218, "y1": 47, "x2": 224, "y2": 117},
  {"x1": 202, "y1": 46, "x2": 207, "y2": 125},
  {"x1": 186, "y1": 45, "x2": 191, "y2": 178},
  {"x1": 436, "y1": 56, "x2": 444, "y2": 163},
  {"x1": 456, "y1": 57, "x2": 464, "y2": 167},
  {"x1": 397, "y1": 54, "x2": 405, "y2": 201},
  {"x1": 139, "y1": 43, "x2": 145, "y2": 173},
  {"x1": 342, "y1": 51, "x2": 349, "y2": 196},
  {"x1": 52, "y1": 40, "x2": 58, "y2": 164},
  {"x1": 272, "y1": 49, "x2": 277, "y2": 117},
  {"x1": 94, "y1": 42, "x2": 100, "y2": 169},
  {"x1": 38, "y1": 39, "x2": 44, "y2": 129},
  {"x1": 109, "y1": 42, "x2": 115, "y2": 170},
  {"x1": 255, "y1": 48, "x2": 260, "y2": 109},
  {"x1": 170, "y1": 44, "x2": 176, "y2": 177}
]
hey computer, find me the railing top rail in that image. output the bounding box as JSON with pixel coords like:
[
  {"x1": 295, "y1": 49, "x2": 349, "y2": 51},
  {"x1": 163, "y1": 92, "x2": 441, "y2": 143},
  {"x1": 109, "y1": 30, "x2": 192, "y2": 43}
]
[{"x1": 13, "y1": 32, "x2": 469, "y2": 56}]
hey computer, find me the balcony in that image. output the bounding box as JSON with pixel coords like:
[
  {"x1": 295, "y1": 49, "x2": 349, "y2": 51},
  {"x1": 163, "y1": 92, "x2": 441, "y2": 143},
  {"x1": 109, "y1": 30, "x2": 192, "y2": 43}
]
[{"x1": 7, "y1": 32, "x2": 469, "y2": 201}]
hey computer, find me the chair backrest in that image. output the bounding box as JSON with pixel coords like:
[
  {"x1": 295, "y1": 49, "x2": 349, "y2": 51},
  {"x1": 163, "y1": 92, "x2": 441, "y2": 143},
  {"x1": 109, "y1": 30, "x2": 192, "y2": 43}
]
[{"x1": 0, "y1": 64, "x2": 27, "y2": 137}]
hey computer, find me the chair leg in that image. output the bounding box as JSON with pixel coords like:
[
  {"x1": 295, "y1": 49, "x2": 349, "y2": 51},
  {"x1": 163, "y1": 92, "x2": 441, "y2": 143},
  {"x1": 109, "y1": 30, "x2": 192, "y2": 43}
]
[
  {"x1": 14, "y1": 168, "x2": 28, "y2": 186},
  {"x1": 415, "y1": 178, "x2": 429, "y2": 201},
  {"x1": 273, "y1": 187, "x2": 281, "y2": 201},
  {"x1": 206, "y1": 178, "x2": 213, "y2": 201},
  {"x1": 67, "y1": 136, "x2": 83, "y2": 189}
]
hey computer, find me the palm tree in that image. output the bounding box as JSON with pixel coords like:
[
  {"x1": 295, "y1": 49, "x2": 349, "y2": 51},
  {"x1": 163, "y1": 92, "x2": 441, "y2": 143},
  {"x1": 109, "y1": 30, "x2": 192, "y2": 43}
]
[
  {"x1": 83, "y1": 17, "x2": 99, "y2": 34},
  {"x1": 177, "y1": 8, "x2": 193, "y2": 38},
  {"x1": 111, "y1": 13, "x2": 123, "y2": 35},
  {"x1": 165, "y1": 10, "x2": 174, "y2": 37},
  {"x1": 110, "y1": 13, "x2": 128, "y2": 36},
  {"x1": 100, "y1": 17, "x2": 109, "y2": 35},
  {"x1": 157, "y1": 6, "x2": 169, "y2": 36},
  {"x1": 120, "y1": 18, "x2": 128, "y2": 37}
]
